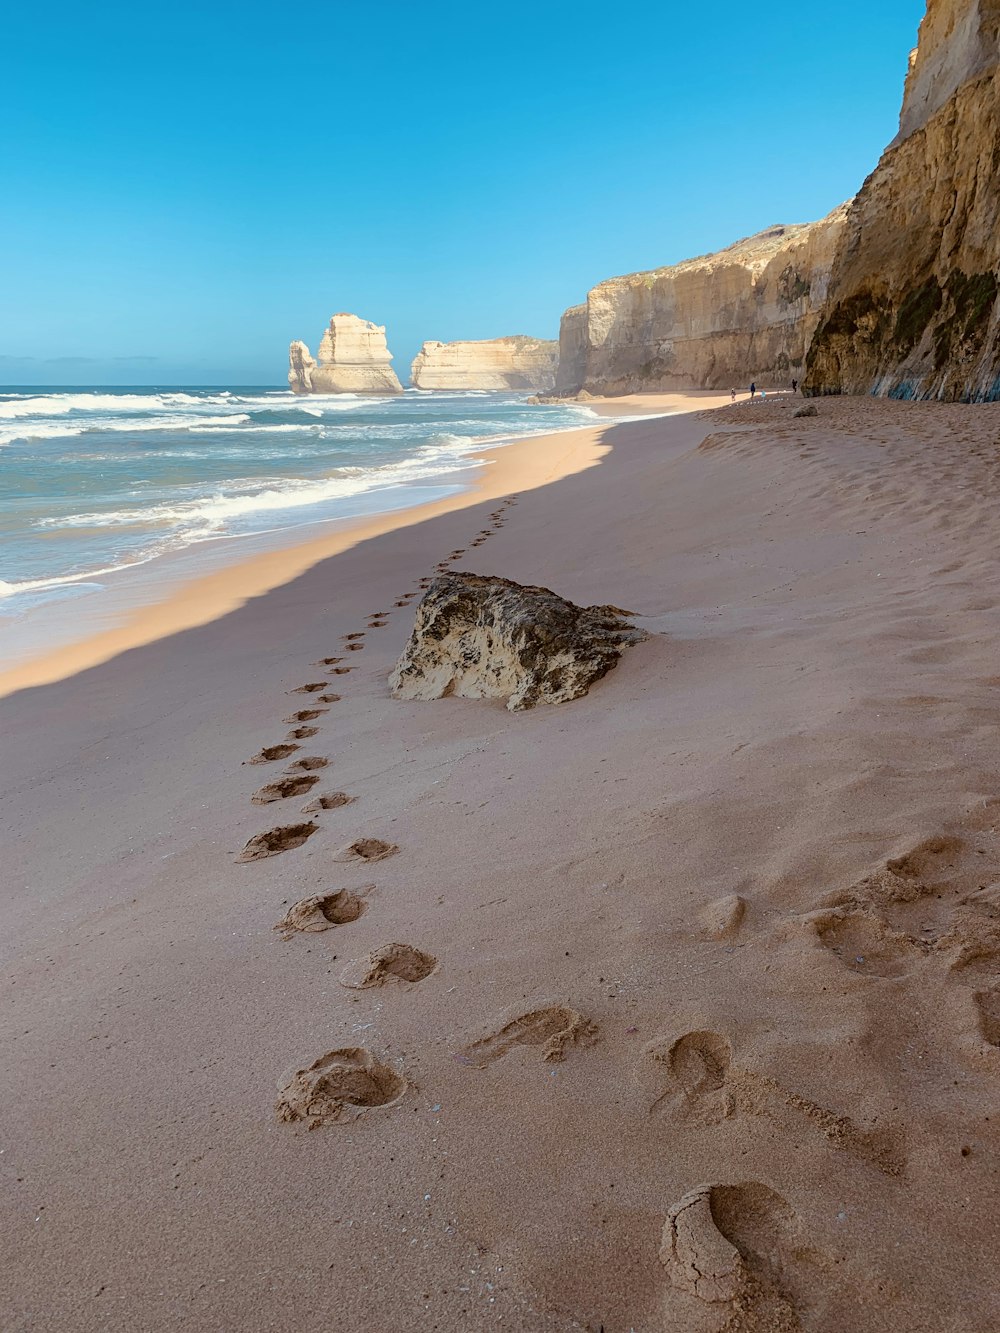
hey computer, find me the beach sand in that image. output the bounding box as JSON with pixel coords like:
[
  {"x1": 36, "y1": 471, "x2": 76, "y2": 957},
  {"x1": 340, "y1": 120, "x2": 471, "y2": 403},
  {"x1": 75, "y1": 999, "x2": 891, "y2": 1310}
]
[{"x1": 4, "y1": 390, "x2": 1000, "y2": 1331}]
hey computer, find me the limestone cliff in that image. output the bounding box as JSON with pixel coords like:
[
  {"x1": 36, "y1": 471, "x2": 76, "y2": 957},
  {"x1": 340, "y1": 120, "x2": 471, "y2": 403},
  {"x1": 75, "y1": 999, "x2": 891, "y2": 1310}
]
[
  {"x1": 410, "y1": 336, "x2": 558, "y2": 391},
  {"x1": 554, "y1": 207, "x2": 849, "y2": 396},
  {"x1": 805, "y1": 0, "x2": 1000, "y2": 400},
  {"x1": 288, "y1": 314, "x2": 403, "y2": 394}
]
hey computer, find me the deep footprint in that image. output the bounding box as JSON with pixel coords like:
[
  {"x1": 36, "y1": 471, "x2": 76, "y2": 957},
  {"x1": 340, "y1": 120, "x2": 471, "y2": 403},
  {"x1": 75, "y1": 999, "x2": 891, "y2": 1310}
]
[
  {"x1": 318, "y1": 693, "x2": 342, "y2": 703},
  {"x1": 283, "y1": 709, "x2": 327, "y2": 724},
  {"x1": 313, "y1": 657, "x2": 344, "y2": 666},
  {"x1": 275, "y1": 887, "x2": 370, "y2": 936},
  {"x1": 287, "y1": 725, "x2": 319, "y2": 740},
  {"x1": 649, "y1": 1031, "x2": 734, "y2": 1124},
  {"x1": 277, "y1": 1047, "x2": 407, "y2": 1126},
  {"x1": 333, "y1": 838, "x2": 399, "y2": 863},
  {"x1": 247, "y1": 743, "x2": 299, "y2": 765},
  {"x1": 239, "y1": 822, "x2": 318, "y2": 861},
  {"x1": 252, "y1": 775, "x2": 320, "y2": 805},
  {"x1": 291, "y1": 682, "x2": 327, "y2": 694},
  {"x1": 462, "y1": 1005, "x2": 596, "y2": 1067},
  {"x1": 284, "y1": 756, "x2": 329, "y2": 772},
  {"x1": 339, "y1": 943, "x2": 438, "y2": 989},
  {"x1": 301, "y1": 792, "x2": 355, "y2": 813}
]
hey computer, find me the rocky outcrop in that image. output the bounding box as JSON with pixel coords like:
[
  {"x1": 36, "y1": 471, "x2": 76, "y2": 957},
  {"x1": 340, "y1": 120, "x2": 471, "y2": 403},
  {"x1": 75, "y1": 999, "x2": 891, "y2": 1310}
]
[
  {"x1": 553, "y1": 207, "x2": 850, "y2": 396},
  {"x1": 805, "y1": 0, "x2": 1000, "y2": 401},
  {"x1": 410, "y1": 337, "x2": 558, "y2": 391},
  {"x1": 288, "y1": 314, "x2": 403, "y2": 394},
  {"x1": 389, "y1": 573, "x2": 647, "y2": 711}
]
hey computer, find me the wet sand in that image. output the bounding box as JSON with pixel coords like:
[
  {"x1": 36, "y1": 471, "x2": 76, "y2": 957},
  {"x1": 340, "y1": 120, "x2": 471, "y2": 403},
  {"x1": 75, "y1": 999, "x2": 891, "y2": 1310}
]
[{"x1": 4, "y1": 391, "x2": 1000, "y2": 1331}]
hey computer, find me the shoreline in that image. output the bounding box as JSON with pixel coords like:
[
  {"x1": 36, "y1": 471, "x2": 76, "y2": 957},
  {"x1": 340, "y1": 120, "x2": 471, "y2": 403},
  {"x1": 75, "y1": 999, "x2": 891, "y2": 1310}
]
[{"x1": 0, "y1": 391, "x2": 729, "y2": 699}]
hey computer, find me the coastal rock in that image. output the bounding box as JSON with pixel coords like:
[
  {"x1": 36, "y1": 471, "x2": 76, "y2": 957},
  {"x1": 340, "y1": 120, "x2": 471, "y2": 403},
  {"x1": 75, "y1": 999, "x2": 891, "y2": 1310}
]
[
  {"x1": 410, "y1": 336, "x2": 558, "y2": 391},
  {"x1": 554, "y1": 207, "x2": 850, "y2": 396},
  {"x1": 389, "y1": 572, "x2": 648, "y2": 711},
  {"x1": 804, "y1": 0, "x2": 1000, "y2": 401},
  {"x1": 288, "y1": 314, "x2": 403, "y2": 395}
]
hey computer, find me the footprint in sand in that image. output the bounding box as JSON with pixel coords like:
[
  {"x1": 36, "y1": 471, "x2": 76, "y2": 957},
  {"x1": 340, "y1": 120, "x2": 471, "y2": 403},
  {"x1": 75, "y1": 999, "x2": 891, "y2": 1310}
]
[
  {"x1": 642, "y1": 1029, "x2": 905, "y2": 1174},
  {"x1": 342, "y1": 632, "x2": 365, "y2": 642},
  {"x1": 328, "y1": 667, "x2": 353, "y2": 676},
  {"x1": 283, "y1": 709, "x2": 327, "y2": 724},
  {"x1": 291, "y1": 682, "x2": 327, "y2": 694},
  {"x1": 647, "y1": 1030, "x2": 734, "y2": 1125},
  {"x1": 460, "y1": 1005, "x2": 596, "y2": 1067},
  {"x1": 367, "y1": 619, "x2": 388, "y2": 629},
  {"x1": 810, "y1": 907, "x2": 925, "y2": 977},
  {"x1": 252, "y1": 775, "x2": 320, "y2": 805},
  {"x1": 239, "y1": 822, "x2": 318, "y2": 861},
  {"x1": 393, "y1": 599, "x2": 409, "y2": 608},
  {"x1": 313, "y1": 657, "x2": 344, "y2": 666},
  {"x1": 247, "y1": 743, "x2": 299, "y2": 765},
  {"x1": 287, "y1": 725, "x2": 319, "y2": 740},
  {"x1": 346, "y1": 642, "x2": 365, "y2": 651},
  {"x1": 339, "y1": 943, "x2": 438, "y2": 989},
  {"x1": 318, "y1": 692, "x2": 342, "y2": 703},
  {"x1": 332, "y1": 838, "x2": 399, "y2": 864},
  {"x1": 275, "y1": 887, "x2": 371, "y2": 937},
  {"x1": 301, "y1": 791, "x2": 355, "y2": 813},
  {"x1": 661, "y1": 1180, "x2": 829, "y2": 1324},
  {"x1": 284, "y1": 756, "x2": 329, "y2": 772},
  {"x1": 277, "y1": 1047, "x2": 407, "y2": 1126}
]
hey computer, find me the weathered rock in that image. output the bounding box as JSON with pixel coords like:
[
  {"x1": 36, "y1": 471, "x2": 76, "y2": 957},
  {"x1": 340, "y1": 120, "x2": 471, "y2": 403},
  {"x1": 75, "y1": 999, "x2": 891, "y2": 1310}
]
[
  {"x1": 288, "y1": 313, "x2": 403, "y2": 395},
  {"x1": 411, "y1": 336, "x2": 558, "y2": 390},
  {"x1": 554, "y1": 207, "x2": 850, "y2": 396},
  {"x1": 389, "y1": 573, "x2": 648, "y2": 711},
  {"x1": 793, "y1": 403, "x2": 819, "y2": 418},
  {"x1": 805, "y1": 0, "x2": 1000, "y2": 401}
]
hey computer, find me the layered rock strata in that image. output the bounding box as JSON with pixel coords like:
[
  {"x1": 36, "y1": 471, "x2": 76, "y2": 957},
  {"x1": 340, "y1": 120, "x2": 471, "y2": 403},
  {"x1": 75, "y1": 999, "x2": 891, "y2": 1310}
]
[
  {"x1": 805, "y1": 0, "x2": 1000, "y2": 400},
  {"x1": 410, "y1": 337, "x2": 558, "y2": 391},
  {"x1": 554, "y1": 206, "x2": 850, "y2": 396},
  {"x1": 389, "y1": 573, "x2": 647, "y2": 711},
  {"x1": 288, "y1": 314, "x2": 403, "y2": 394}
]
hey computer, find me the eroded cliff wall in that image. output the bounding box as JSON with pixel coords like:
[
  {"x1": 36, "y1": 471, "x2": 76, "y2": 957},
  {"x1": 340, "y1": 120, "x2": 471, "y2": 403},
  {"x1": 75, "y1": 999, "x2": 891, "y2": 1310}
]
[
  {"x1": 410, "y1": 337, "x2": 558, "y2": 391},
  {"x1": 805, "y1": 0, "x2": 1000, "y2": 400},
  {"x1": 289, "y1": 314, "x2": 403, "y2": 395},
  {"x1": 556, "y1": 207, "x2": 849, "y2": 396}
]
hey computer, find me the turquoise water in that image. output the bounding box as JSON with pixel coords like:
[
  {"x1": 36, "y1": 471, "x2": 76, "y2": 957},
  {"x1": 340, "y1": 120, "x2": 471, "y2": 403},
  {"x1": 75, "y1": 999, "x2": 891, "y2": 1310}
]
[{"x1": 0, "y1": 386, "x2": 599, "y2": 617}]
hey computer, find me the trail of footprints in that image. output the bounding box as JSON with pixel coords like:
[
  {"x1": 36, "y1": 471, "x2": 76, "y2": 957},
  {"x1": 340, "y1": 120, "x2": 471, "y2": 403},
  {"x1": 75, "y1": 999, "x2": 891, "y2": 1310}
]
[{"x1": 238, "y1": 495, "x2": 525, "y2": 1126}]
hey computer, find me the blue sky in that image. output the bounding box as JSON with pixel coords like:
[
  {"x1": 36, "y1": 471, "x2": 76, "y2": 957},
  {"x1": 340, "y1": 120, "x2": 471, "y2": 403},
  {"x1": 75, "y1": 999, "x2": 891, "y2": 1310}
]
[{"x1": 2, "y1": 0, "x2": 926, "y2": 385}]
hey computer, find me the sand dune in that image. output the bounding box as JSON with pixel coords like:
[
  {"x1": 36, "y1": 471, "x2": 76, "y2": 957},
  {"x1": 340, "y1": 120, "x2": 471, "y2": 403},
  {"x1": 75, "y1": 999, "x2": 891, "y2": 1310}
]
[{"x1": 4, "y1": 392, "x2": 1000, "y2": 1330}]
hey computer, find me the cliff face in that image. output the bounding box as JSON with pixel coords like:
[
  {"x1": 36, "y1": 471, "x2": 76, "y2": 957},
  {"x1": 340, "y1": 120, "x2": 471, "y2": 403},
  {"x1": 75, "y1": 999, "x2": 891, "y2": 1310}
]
[
  {"x1": 555, "y1": 207, "x2": 849, "y2": 396},
  {"x1": 805, "y1": 0, "x2": 1000, "y2": 400},
  {"x1": 288, "y1": 314, "x2": 403, "y2": 395},
  {"x1": 410, "y1": 337, "x2": 558, "y2": 391}
]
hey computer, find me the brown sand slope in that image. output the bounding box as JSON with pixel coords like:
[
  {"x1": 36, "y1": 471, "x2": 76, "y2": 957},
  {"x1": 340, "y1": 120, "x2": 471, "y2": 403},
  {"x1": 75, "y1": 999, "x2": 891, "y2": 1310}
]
[{"x1": 4, "y1": 395, "x2": 1000, "y2": 1330}]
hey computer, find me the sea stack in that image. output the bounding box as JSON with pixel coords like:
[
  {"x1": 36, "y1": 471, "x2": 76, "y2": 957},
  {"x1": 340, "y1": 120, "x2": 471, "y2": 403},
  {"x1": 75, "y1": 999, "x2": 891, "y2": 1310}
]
[
  {"x1": 410, "y1": 336, "x2": 558, "y2": 391},
  {"x1": 288, "y1": 314, "x2": 403, "y2": 395}
]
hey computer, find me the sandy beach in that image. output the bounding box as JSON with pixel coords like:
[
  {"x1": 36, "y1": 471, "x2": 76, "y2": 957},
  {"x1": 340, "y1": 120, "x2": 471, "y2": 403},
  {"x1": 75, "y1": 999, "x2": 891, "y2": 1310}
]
[{"x1": 5, "y1": 390, "x2": 1000, "y2": 1331}]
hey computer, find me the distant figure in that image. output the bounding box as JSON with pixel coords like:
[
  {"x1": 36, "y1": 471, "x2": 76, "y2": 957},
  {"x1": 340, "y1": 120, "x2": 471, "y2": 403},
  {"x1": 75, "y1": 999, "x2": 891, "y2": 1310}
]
[
  {"x1": 761, "y1": 390, "x2": 767, "y2": 400},
  {"x1": 792, "y1": 378, "x2": 798, "y2": 393},
  {"x1": 750, "y1": 381, "x2": 757, "y2": 399},
  {"x1": 731, "y1": 387, "x2": 737, "y2": 403}
]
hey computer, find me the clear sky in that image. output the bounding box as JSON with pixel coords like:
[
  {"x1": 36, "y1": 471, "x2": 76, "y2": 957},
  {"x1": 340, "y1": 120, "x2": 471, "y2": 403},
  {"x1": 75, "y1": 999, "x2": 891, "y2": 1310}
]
[{"x1": 2, "y1": 0, "x2": 927, "y2": 386}]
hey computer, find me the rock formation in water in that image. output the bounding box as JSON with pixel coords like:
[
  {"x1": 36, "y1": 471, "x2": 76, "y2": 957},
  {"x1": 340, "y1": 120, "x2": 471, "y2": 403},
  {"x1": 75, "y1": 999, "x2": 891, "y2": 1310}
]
[
  {"x1": 410, "y1": 337, "x2": 558, "y2": 391},
  {"x1": 288, "y1": 314, "x2": 403, "y2": 394},
  {"x1": 805, "y1": 0, "x2": 1000, "y2": 400},
  {"x1": 553, "y1": 206, "x2": 850, "y2": 396},
  {"x1": 389, "y1": 573, "x2": 648, "y2": 711}
]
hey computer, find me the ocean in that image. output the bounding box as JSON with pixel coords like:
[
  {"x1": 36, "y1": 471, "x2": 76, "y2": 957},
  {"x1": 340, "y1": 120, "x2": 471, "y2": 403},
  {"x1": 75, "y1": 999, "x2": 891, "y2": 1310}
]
[{"x1": 0, "y1": 386, "x2": 600, "y2": 631}]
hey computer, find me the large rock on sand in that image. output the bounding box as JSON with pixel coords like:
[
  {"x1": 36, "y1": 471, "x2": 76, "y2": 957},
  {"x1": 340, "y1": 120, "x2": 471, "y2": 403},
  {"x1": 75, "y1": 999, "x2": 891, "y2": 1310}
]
[
  {"x1": 389, "y1": 573, "x2": 647, "y2": 711},
  {"x1": 288, "y1": 313, "x2": 403, "y2": 395}
]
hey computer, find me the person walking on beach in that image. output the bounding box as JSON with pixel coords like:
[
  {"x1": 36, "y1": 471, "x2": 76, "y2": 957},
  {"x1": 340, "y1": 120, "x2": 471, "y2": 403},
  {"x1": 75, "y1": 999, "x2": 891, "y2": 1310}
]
[
  {"x1": 731, "y1": 387, "x2": 737, "y2": 404},
  {"x1": 792, "y1": 378, "x2": 798, "y2": 393},
  {"x1": 750, "y1": 381, "x2": 757, "y2": 400}
]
